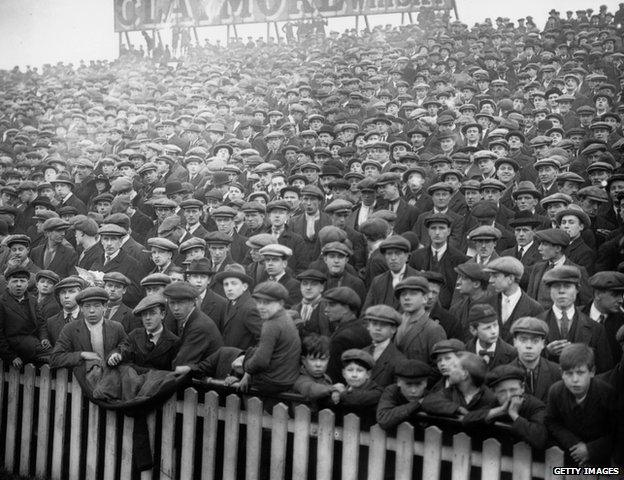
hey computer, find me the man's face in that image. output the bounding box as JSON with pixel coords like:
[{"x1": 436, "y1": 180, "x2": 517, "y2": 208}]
[
  {"x1": 464, "y1": 189, "x2": 480, "y2": 207},
  {"x1": 151, "y1": 248, "x2": 172, "y2": 267},
  {"x1": 431, "y1": 190, "x2": 451, "y2": 209},
  {"x1": 269, "y1": 210, "x2": 289, "y2": 228},
  {"x1": 183, "y1": 208, "x2": 201, "y2": 225},
  {"x1": 383, "y1": 248, "x2": 409, "y2": 273},
  {"x1": 488, "y1": 272, "x2": 513, "y2": 293},
  {"x1": 101, "y1": 235, "x2": 122, "y2": 256},
  {"x1": 550, "y1": 282, "x2": 578, "y2": 308},
  {"x1": 515, "y1": 194, "x2": 538, "y2": 212},
  {"x1": 301, "y1": 195, "x2": 320, "y2": 215},
  {"x1": 104, "y1": 281, "x2": 126, "y2": 302},
  {"x1": 596, "y1": 289, "x2": 623, "y2": 314},
  {"x1": 222, "y1": 278, "x2": 247, "y2": 301},
  {"x1": 300, "y1": 279, "x2": 324, "y2": 301},
  {"x1": 537, "y1": 166, "x2": 557, "y2": 185},
  {"x1": 95, "y1": 201, "x2": 112, "y2": 217},
  {"x1": 208, "y1": 245, "x2": 229, "y2": 265},
  {"x1": 167, "y1": 298, "x2": 196, "y2": 321},
  {"x1": 141, "y1": 306, "x2": 164, "y2": 333},
  {"x1": 255, "y1": 298, "x2": 283, "y2": 320},
  {"x1": 475, "y1": 239, "x2": 496, "y2": 258},
  {"x1": 428, "y1": 223, "x2": 450, "y2": 245},
  {"x1": 399, "y1": 289, "x2": 426, "y2": 313},
  {"x1": 481, "y1": 188, "x2": 501, "y2": 203},
  {"x1": 559, "y1": 215, "x2": 583, "y2": 240},
  {"x1": 263, "y1": 255, "x2": 287, "y2": 276},
  {"x1": 426, "y1": 282, "x2": 441, "y2": 309},
  {"x1": 214, "y1": 216, "x2": 235, "y2": 234},
  {"x1": 579, "y1": 197, "x2": 601, "y2": 217},
  {"x1": 477, "y1": 159, "x2": 495, "y2": 174},
  {"x1": 323, "y1": 252, "x2": 347, "y2": 275},
  {"x1": 81, "y1": 300, "x2": 106, "y2": 324},
  {"x1": 514, "y1": 226, "x2": 534, "y2": 247},
  {"x1": 7, "y1": 276, "x2": 29, "y2": 297},
  {"x1": 245, "y1": 212, "x2": 264, "y2": 229}
]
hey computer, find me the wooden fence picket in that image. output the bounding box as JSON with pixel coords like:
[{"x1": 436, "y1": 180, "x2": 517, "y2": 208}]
[
  {"x1": 0, "y1": 364, "x2": 4, "y2": 438},
  {"x1": 50, "y1": 368, "x2": 68, "y2": 480},
  {"x1": 245, "y1": 396, "x2": 263, "y2": 480},
  {"x1": 4, "y1": 367, "x2": 19, "y2": 472},
  {"x1": 19, "y1": 364, "x2": 36, "y2": 476},
  {"x1": 395, "y1": 423, "x2": 415, "y2": 480},
  {"x1": 35, "y1": 365, "x2": 52, "y2": 477},
  {"x1": 103, "y1": 410, "x2": 118, "y2": 480},
  {"x1": 223, "y1": 394, "x2": 242, "y2": 480},
  {"x1": 481, "y1": 438, "x2": 501, "y2": 480},
  {"x1": 69, "y1": 374, "x2": 83, "y2": 480},
  {"x1": 366, "y1": 424, "x2": 386, "y2": 480},
  {"x1": 120, "y1": 415, "x2": 134, "y2": 479},
  {"x1": 160, "y1": 395, "x2": 177, "y2": 480},
  {"x1": 291, "y1": 404, "x2": 311, "y2": 480},
  {"x1": 341, "y1": 414, "x2": 360, "y2": 480},
  {"x1": 141, "y1": 411, "x2": 157, "y2": 480},
  {"x1": 544, "y1": 447, "x2": 564, "y2": 480},
  {"x1": 422, "y1": 426, "x2": 443, "y2": 480},
  {"x1": 451, "y1": 432, "x2": 472, "y2": 480},
  {"x1": 180, "y1": 388, "x2": 198, "y2": 480},
  {"x1": 201, "y1": 391, "x2": 219, "y2": 480},
  {"x1": 269, "y1": 402, "x2": 289, "y2": 480},
  {"x1": 512, "y1": 443, "x2": 532, "y2": 480},
  {"x1": 316, "y1": 409, "x2": 335, "y2": 480},
  {"x1": 86, "y1": 401, "x2": 101, "y2": 480}
]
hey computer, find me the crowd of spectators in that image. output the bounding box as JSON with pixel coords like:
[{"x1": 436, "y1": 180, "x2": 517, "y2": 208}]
[{"x1": 1, "y1": 3, "x2": 624, "y2": 469}]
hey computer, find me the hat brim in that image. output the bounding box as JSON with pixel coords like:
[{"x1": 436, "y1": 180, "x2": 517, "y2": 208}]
[{"x1": 214, "y1": 270, "x2": 253, "y2": 285}]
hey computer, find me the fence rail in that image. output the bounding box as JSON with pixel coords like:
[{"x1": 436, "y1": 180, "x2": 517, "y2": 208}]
[{"x1": 0, "y1": 362, "x2": 564, "y2": 480}]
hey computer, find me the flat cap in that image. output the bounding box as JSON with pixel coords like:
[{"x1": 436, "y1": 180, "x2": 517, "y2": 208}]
[
  {"x1": 246, "y1": 233, "x2": 277, "y2": 249},
  {"x1": 75, "y1": 287, "x2": 109, "y2": 305},
  {"x1": 102, "y1": 272, "x2": 131, "y2": 286},
  {"x1": 98, "y1": 223, "x2": 127, "y2": 237},
  {"x1": 321, "y1": 241, "x2": 352, "y2": 257},
  {"x1": 324, "y1": 199, "x2": 353, "y2": 215},
  {"x1": 266, "y1": 200, "x2": 292, "y2": 213},
  {"x1": 5, "y1": 266, "x2": 30, "y2": 280},
  {"x1": 467, "y1": 225, "x2": 501, "y2": 241},
  {"x1": 555, "y1": 206, "x2": 591, "y2": 227},
  {"x1": 470, "y1": 200, "x2": 498, "y2": 219},
  {"x1": 163, "y1": 281, "x2": 200, "y2": 300},
  {"x1": 394, "y1": 359, "x2": 432, "y2": 379},
  {"x1": 72, "y1": 216, "x2": 99, "y2": 236},
  {"x1": 7, "y1": 234, "x2": 31, "y2": 248},
  {"x1": 394, "y1": 276, "x2": 430, "y2": 296},
  {"x1": 133, "y1": 294, "x2": 167, "y2": 316},
  {"x1": 179, "y1": 237, "x2": 206, "y2": 254},
  {"x1": 296, "y1": 269, "x2": 326, "y2": 283},
  {"x1": 252, "y1": 281, "x2": 289, "y2": 302},
  {"x1": 479, "y1": 178, "x2": 506, "y2": 191},
  {"x1": 259, "y1": 243, "x2": 292, "y2": 258},
  {"x1": 510, "y1": 316, "x2": 549, "y2": 337},
  {"x1": 179, "y1": 198, "x2": 204, "y2": 210},
  {"x1": 468, "y1": 303, "x2": 498, "y2": 324},
  {"x1": 577, "y1": 186, "x2": 609, "y2": 203},
  {"x1": 541, "y1": 192, "x2": 573, "y2": 207},
  {"x1": 211, "y1": 206, "x2": 238, "y2": 218},
  {"x1": 300, "y1": 185, "x2": 324, "y2": 199},
  {"x1": 205, "y1": 231, "x2": 233, "y2": 246},
  {"x1": 485, "y1": 365, "x2": 525, "y2": 388},
  {"x1": 431, "y1": 339, "x2": 466, "y2": 358},
  {"x1": 341, "y1": 349, "x2": 374, "y2": 369},
  {"x1": 54, "y1": 276, "x2": 86, "y2": 292},
  {"x1": 543, "y1": 265, "x2": 581, "y2": 285},
  {"x1": 364, "y1": 305, "x2": 402, "y2": 326},
  {"x1": 427, "y1": 182, "x2": 453, "y2": 195},
  {"x1": 323, "y1": 286, "x2": 361, "y2": 310},
  {"x1": 241, "y1": 201, "x2": 266, "y2": 214},
  {"x1": 483, "y1": 256, "x2": 524, "y2": 280},
  {"x1": 379, "y1": 235, "x2": 411, "y2": 253},
  {"x1": 35, "y1": 270, "x2": 60, "y2": 284},
  {"x1": 454, "y1": 262, "x2": 489, "y2": 282},
  {"x1": 147, "y1": 237, "x2": 178, "y2": 252},
  {"x1": 589, "y1": 271, "x2": 624, "y2": 291},
  {"x1": 534, "y1": 228, "x2": 570, "y2": 247},
  {"x1": 534, "y1": 158, "x2": 561, "y2": 170},
  {"x1": 141, "y1": 273, "x2": 172, "y2": 287},
  {"x1": 424, "y1": 213, "x2": 451, "y2": 227},
  {"x1": 376, "y1": 172, "x2": 401, "y2": 186},
  {"x1": 42, "y1": 218, "x2": 70, "y2": 232}
]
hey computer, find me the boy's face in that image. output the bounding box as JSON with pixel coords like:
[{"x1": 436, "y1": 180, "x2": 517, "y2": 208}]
[
  {"x1": 493, "y1": 379, "x2": 524, "y2": 406},
  {"x1": 550, "y1": 282, "x2": 577, "y2": 309},
  {"x1": 37, "y1": 278, "x2": 55, "y2": 295},
  {"x1": 300, "y1": 280, "x2": 324, "y2": 301},
  {"x1": 141, "y1": 306, "x2": 164, "y2": 333},
  {"x1": 302, "y1": 354, "x2": 329, "y2": 378},
  {"x1": 342, "y1": 362, "x2": 370, "y2": 388},
  {"x1": 562, "y1": 364, "x2": 594, "y2": 398},
  {"x1": 104, "y1": 281, "x2": 126, "y2": 302},
  {"x1": 447, "y1": 362, "x2": 468, "y2": 385},
  {"x1": 436, "y1": 352, "x2": 458, "y2": 376},
  {"x1": 471, "y1": 320, "x2": 499, "y2": 346},
  {"x1": 366, "y1": 320, "x2": 396, "y2": 344},
  {"x1": 513, "y1": 333, "x2": 545, "y2": 363},
  {"x1": 397, "y1": 377, "x2": 428, "y2": 402}
]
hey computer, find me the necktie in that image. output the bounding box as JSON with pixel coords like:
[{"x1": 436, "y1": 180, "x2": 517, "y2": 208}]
[
  {"x1": 526, "y1": 369, "x2": 535, "y2": 394},
  {"x1": 104, "y1": 255, "x2": 111, "y2": 266},
  {"x1": 44, "y1": 249, "x2": 54, "y2": 268},
  {"x1": 560, "y1": 310, "x2": 570, "y2": 338},
  {"x1": 146, "y1": 333, "x2": 155, "y2": 351},
  {"x1": 301, "y1": 303, "x2": 313, "y2": 323},
  {"x1": 103, "y1": 305, "x2": 112, "y2": 321},
  {"x1": 430, "y1": 250, "x2": 439, "y2": 270},
  {"x1": 478, "y1": 350, "x2": 491, "y2": 363},
  {"x1": 547, "y1": 261, "x2": 555, "y2": 271},
  {"x1": 64, "y1": 313, "x2": 72, "y2": 325},
  {"x1": 516, "y1": 247, "x2": 524, "y2": 260},
  {"x1": 598, "y1": 314, "x2": 606, "y2": 324}
]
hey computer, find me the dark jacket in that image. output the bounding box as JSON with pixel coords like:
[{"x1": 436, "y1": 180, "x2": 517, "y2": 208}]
[
  {"x1": 394, "y1": 310, "x2": 447, "y2": 363},
  {"x1": 191, "y1": 346, "x2": 244, "y2": 379},
  {"x1": 466, "y1": 337, "x2": 517, "y2": 370},
  {"x1": 120, "y1": 327, "x2": 180, "y2": 370},
  {"x1": 0, "y1": 292, "x2": 47, "y2": 362},
  {"x1": 376, "y1": 384, "x2": 426, "y2": 431},
  {"x1": 525, "y1": 259, "x2": 592, "y2": 309},
  {"x1": 288, "y1": 212, "x2": 332, "y2": 263},
  {"x1": 362, "y1": 265, "x2": 420, "y2": 312},
  {"x1": 30, "y1": 243, "x2": 77, "y2": 279},
  {"x1": 292, "y1": 299, "x2": 331, "y2": 337},
  {"x1": 217, "y1": 290, "x2": 262, "y2": 351},
  {"x1": 581, "y1": 303, "x2": 624, "y2": 363},
  {"x1": 485, "y1": 291, "x2": 545, "y2": 342},
  {"x1": 363, "y1": 342, "x2": 406, "y2": 387},
  {"x1": 46, "y1": 311, "x2": 83, "y2": 346},
  {"x1": 510, "y1": 357, "x2": 562, "y2": 403},
  {"x1": 199, "y1": 289, "x2": 228, "y2": 330},
  {"x1": 328, "y1": 317, "x2": 372, "y2": 382},
  {"x1": 565, "y1": 236, "x2": 596, "y2": 274},
  {"x1": 500, "y1": 241, "x2": 542, "y2": 268},
  {"x1": 172, "y1": 308, "x2": 224, "y2": 368},
  {"x1": 108, "y1": 303, "x2": 141, "y2": 333}
]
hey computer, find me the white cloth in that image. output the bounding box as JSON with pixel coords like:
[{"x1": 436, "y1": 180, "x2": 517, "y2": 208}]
[
  {"x1": 85, "y1": 319, "x2": 105, "y2": 360},
  {"x1": 501, "y1": 288, "x2": 522, "y2": 324},
  {"x1": 372, "y1": 339, "x2": 390, "y2": 361},
  {"x1": 390, "y1": 266, "x2": 406, "y2": 288}
]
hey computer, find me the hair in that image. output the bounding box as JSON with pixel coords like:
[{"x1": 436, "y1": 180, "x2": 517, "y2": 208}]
[
  {"x1": 560, "y1": 343, "x2": 595, "y2": 371},
  {"x1": 169, "y1": 265, "x2": 185, "y2": 276},
  {"x1": 456, "y1": 351, "x2": 488, "y2": 387},
  {"x1": 301, "y1": 334, "x2": 330, "y2": 358}
]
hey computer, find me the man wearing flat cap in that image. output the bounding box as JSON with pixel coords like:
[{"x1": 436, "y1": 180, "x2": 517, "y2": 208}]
[
  {"x1": 265, "y1": 199, "x2": 307, "y2": 275},
  {"x1": 73, "y1": 216, "x2": 104, "y2": 271},
  {"x1": 102, "y1": 272, "x2": 139, "y2": 333},
  {"x1": 375, "y1": 172, "x2": 419, "y2": 234},
  {"x1": 0, "y1": 266, "x2": 52, "y2": 367},
  {"x1": 293, "y1": 269, "x2": 330, "y2": 337},
  {"x1": 538, "y1": 266, "x2": 614, "y2": 373},
  {"x1": 31, "y1": 218, "x2": 77, "y2": 279},
  {"x1": 259, "y1": 244, "x2": 301, "y2": 307},
  {"x1": 185, "y1": 258, "x2": 227, "y2": 326},
  {"x1": 451, "y1": 262, "x2": 492, "y2": 340},
  {"x1": 119, "y1": 294, "x2": 180, "y2": 371},
  {"x1": 363, "y1": 235, "x2": 419, "y2": 312},
  {"x1": 483, "y1": 256, "x2": 544, "y2": 342},
  {"x1": 50, "y1": 287, "x2": 128, "y2": 369},
  {"x1": 288, "y1": 184, "x2": 331, "y2": 262},
  {"x1": 413, "y1": 183, "x2": 464, "y2": 248},
  {"x1": 163, "y1": 281, "x2": 224, "y2": 368},
  {"x1": 501, "y1": 211, "x2": 542, "y2": 268},
  {"x1": 582, "y1": 271, "x2": 624, "y2": 363}
]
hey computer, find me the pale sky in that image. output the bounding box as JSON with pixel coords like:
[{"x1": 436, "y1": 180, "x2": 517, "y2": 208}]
[{"x1": 0, "y1": 0, "x2": 619, "y2": 70}]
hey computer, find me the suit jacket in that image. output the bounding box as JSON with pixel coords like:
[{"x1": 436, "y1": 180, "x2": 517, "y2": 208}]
[
  {"x1": 565, "y1": 237, "x2": 596, "y2": 274},
  {"x1": 38, "y1": 295, "x2": 60, "y2": 322},
  {"x1": 0, "y1": 292, "x2": 47, "y2": 362},
  {"x1": 409, "y1": 245, "x2": 468, "y2": 309},
  {"x1": 229, "y1": 230, "x2": 249, "y2": 264},
  {"x1": 120, "y1": 327, "x2": 180, "y2": 371},
  {"x1": 293, "y1": 299, "x2": 331, "y2": 337},
  {"x1": 94, "y1": 249, "x2": 143, "y2": 307},
  {"x1": 501, "y1": 241, "x2": 541, "y2": 268},
  {"x1": 581, "y1": 304, "x2": 624, "y2": 363},
  {"x1": 466, "y1": 337, "x2": 517, "y2": 370},
  {"x1": 447, "y1": 191, "x2": 469, "y2": 217},
  {"x1": 485, "y1": 291, "x2": 545, "y2": 342},
  {"x1": 376, "y1": 198, "x2": 419, "y2": 234},
  {"x1": 172, "y1": 308, "x2": 224, "y2": 368},
  {"x1": 525, "y1": 258, "x2": 592, "y2": 309},
  {"x1": 394, "y1": 311, "x2": 447, "y2": 363},
  {"x1": 217, "y1": 290, "x2": 262, "y2": 351},
  {"x1": 108, "y1": 303, "x2": 141, "y2": 333},
  {"x1": 325, "y1": 271, "x2": 367, "y2": 303},
  {"x1": 199, "y1": 289, "x2": 228, "y2": 329},
  {"x1": 273, "y1": 227, "x2": 308, "y2": 275},
  {"x1": 59, "y1": 193, "x2": 87, "y2": 215},
  {"x1": 288, "y1": 212, "x2": 332, "y2": 262},
  {"x1": 31, "y1": 243, "x2": 77, "y2": 279},
  {"x1": 363, "y1": 342, "x2": 406, "y2": 387},
  {"x1": 75, "y1": 242, "x2": 104, "y2": 271},
  {"x1": 362, "y1": 266, "x2": 419, "y2": 312},
  {"x1": 47, "y1": 311, "x2": 83, "y2": 346},
  {"x1": 413, "y1": 209, "x2": 463, "y2": 248},
  {"x1": 129, "y1": 210, "x2": 153, "y2": 245},
  {"x1": 276, "y1": 272, "x2": 302, "y2": 308},
  {"x1": 538, "y1": 308, "x2": 614, "y2": 373},
  {"x1": 328, "y1": 317, "x2": 372, "y2": 382},
  {"x1": 510, "y1": 357, "x2": 561, "y2": 403},
  {"x1": 179, "y1": 223, "x2": 210, "y2": 244},
  {"x1": 191, "y1": 346, "x2": 243, "y2": 379},
  {"x1": 50, "y1": 318, "x2": 127, "y2": 368}
]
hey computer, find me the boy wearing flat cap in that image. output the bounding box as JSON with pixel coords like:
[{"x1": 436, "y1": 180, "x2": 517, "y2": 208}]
[
  {"x1": 481, "y1": 365, "x2": 548, "y2": 450},
  {"x1": 509, "y1": 317, "x2": 561, "y2": 402},
  {"x1": 394, "y1": 276, "x2": 447, "y2": 363},
  {"x1": 466, "y1": 303, "x2": 516, "y2": 370},
  {"x1": 376, "y1": 358, "x2": 431, "y2": 431},
  {"x1": 259, "y1": 244, "x2": 301, "y2": 308},
  {"x1": 50, "y1": 287, "x2": 127, "y2": 369},
  {"x1": 35, "y1": 270, "x2": 61, "y2": 321},
  {"x1": 362, "y1": 305, "x2": 406, "y2": 387},
  {"x1": 450, "y1": 262, "x2": 490, "y2": 341},
  {"x1": 47, "y1": 276, "x2": 87, "y2": 346},
  {"x1": 293, "y1": 269, "x2": 330, "y2": 337},
  {"x1": 102, "y1": 272, "x2": 140, "y2": 333},
  {"x1": 538, "y1": 266, "x2": 614, "y2": 373},
  {"x1": 430, "y1": 339, "x2": 467, "y2": 391},
  {"x1": 121, "y1": 294, "x2": 180, "y2": 371},
  {"x1": 239, "y1": 281, "x2": 301, "y2": 395},
  {"x1": 332, "y1": 349, "x2": 384, "y2": 428}
]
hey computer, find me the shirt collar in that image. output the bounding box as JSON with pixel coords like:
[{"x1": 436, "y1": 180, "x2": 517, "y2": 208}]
[
  {"x1": 476, "y1": 339, "x2": 496, "y2": 354},
  {"x1": 431, "y1": 243, "x2": 447, "y2": 257},
  {"x1": 502, "y1": 287, "x2": 522, "y2": 303},
  {"x1": 552, "y1": 304, "x2": 575, "y2": 320},
  {"x1": 84, "y1": 318, "x2": 103, "y2": 330},
  {"x1": 589, "y1": 303, "x2": 604, "y2": 322}
]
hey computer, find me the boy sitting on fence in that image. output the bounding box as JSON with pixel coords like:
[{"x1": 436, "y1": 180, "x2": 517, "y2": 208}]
[
  {"x1": 376, "y1": 358, "x2": 431, "y2": 431},
  {"x1": 545, "y1": 343, "x2": 619, "y2": 467},
  {"x1": 332, "y1": 348, "x2": 384, "y2": 428},
  {"x1": 293, "y1": 334, "x2": 344, "y2": 408},
  {"x1": 465, "y1": 303, "x2": 516, "y2": 370}
]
